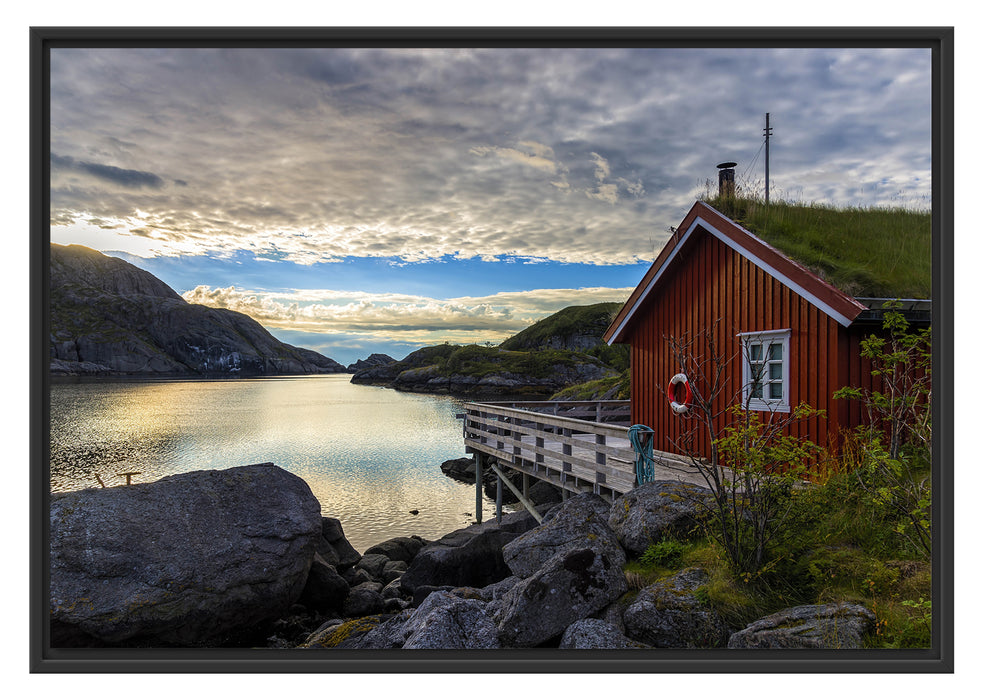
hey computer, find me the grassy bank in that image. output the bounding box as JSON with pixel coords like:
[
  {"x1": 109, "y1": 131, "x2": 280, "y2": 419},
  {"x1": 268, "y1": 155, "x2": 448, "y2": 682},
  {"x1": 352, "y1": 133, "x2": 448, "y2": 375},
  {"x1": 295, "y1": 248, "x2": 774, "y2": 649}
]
[
  {"x1": 705, "y1": 196, "x2": 931, "y2": 299},
  {"x1": 622, "y1": 461, "x2": 932, "y2": 648}
]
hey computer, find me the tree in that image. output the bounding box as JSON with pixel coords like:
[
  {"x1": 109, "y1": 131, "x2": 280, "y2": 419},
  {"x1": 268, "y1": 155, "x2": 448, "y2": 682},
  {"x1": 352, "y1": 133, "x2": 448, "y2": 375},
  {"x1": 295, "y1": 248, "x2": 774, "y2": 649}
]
[
  {"x1": 833, "y1": 302, "x2": 931, "y2": 557},
  {"x1": 665, "y1": 323, "x2": 821, "y2": 574}
]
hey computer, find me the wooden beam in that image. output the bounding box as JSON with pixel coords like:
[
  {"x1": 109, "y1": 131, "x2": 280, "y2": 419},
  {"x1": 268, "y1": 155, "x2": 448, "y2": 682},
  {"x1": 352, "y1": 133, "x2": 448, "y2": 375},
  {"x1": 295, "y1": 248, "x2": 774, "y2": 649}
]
[{"x1": 488, "y1": 462, "x2": 543, "y2": 524}]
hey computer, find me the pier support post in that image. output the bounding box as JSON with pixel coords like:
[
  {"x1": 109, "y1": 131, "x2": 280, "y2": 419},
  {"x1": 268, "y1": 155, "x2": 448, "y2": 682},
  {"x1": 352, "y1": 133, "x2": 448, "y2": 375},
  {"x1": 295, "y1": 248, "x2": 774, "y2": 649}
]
[
  {"x1": 496, "y1": 470, "x2": 503, "y2": 524},
  {"x1": 475, "y1": 453, "x2": 483, "y2": 524}
]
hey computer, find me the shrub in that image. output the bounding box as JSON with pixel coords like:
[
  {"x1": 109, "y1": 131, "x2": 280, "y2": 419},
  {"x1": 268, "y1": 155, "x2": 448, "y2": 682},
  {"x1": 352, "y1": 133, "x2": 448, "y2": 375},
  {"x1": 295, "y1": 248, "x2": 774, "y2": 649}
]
[{"x1": 639, "y1": 538, "x2": 686, "y2": 568}]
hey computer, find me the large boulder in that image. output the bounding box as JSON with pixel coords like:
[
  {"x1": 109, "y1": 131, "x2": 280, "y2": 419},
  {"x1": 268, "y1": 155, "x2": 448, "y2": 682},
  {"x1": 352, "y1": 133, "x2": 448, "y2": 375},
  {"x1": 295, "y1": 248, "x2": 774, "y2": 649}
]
[
  {"x1": 438, "y1": 457, "x2": 522, "y2": 504},
  {"x1": 439, "y1": 457, "x2": 477, "y2": 483},
  {"x1": 495, "y1": 547, "x2": 628, "y2": 648},
  {"x1": 355, "y1": 553, "x2": 392, "y2": 581},
  {"x1": 401, "y1": 591, "x2": 501, "y2": 649},
  {"x1": 50, "y1": 464, "x2": 323, "y2": 646},
  {"x1": 339, "y1": 591, "x2": 502, "y2": 650},
  {"x1": 728, "y1": 603, "x2": 876, "y2": 649},
  {"x1": 527, "y1": 480, "x2": 563, "y2": 506},
  {"x1": 318, "y1": 517, "x2": 361, "y2": 570},
  {"x1": 297, "y1": 553, "x2": 350, "y2": 614},
  {"x1": 503, "y1": 493, "x2": 626, "y2": 578},
  {"x1": 623, "y1": 567, "x2": 730, "y2": 648},
  {"x1": 363, "y1": 536, "x2": 427, "y2": 564},
  {"x1": 381, "y1": 560, "x2": 408, "y2": 583},
  {"x1": 607, "y1": 480, "x2": 715, "y2": 557},
  {"x1": 399, "y1": 509, "x2": 540, "y2": 592},
  {"x1": 299, "y1": 615, "x2": 389, "y2": 649},
  {"x1": 342, "y1": 583, "x2": 386, "y2": 618},
  {"x1": 559, "y1": 618, "x2": 647, "y2": 649},
  {"x1": 346, "y1": 610, "x2": 415, "y2": 649}
]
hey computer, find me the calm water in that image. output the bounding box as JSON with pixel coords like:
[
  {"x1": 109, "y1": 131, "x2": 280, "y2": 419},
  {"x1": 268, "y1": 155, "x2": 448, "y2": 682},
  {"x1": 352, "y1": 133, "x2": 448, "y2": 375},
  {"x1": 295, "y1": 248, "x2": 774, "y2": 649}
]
[{"x1": 49, "y1": 375, "x2": 503, "y2": 553}]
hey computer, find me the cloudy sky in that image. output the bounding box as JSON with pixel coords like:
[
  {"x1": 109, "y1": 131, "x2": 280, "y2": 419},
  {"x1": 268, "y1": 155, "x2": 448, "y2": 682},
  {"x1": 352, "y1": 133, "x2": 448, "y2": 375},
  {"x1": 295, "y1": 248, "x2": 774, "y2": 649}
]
[{"x1": 49, "y1": 46, "x2": 932, "y2": 366}]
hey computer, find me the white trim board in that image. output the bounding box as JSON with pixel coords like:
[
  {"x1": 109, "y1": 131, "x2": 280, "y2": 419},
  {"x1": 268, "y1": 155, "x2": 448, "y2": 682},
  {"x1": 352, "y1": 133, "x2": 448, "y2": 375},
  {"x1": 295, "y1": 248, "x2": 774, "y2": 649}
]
[{"x1": 607, "y1": 216, "x2": 855, "y2": 344}]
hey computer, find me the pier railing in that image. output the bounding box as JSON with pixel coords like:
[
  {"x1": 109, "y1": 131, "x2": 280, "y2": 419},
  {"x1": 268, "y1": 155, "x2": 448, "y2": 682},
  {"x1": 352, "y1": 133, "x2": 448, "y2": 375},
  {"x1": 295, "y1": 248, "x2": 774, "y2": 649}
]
[
  {"x1": 462, "y1": 400, "x2": 638, "y2": 499},
  {"x1": 476, "y1": 399, "x2": 633, "y2": 426}
]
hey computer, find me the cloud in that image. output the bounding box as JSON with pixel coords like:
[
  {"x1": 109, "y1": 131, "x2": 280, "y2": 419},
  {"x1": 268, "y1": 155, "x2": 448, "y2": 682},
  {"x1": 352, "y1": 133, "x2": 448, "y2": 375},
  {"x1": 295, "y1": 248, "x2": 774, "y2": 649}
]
[
  {"x1": 470, "y1": 144, "x2": 559, "y2": 173},
  {"x1": 49, "y1": 47, "x2": 932, "y2": 266},
  {"x1": 181, "y1": 284, "x2": 632, "y2": 345},
  {"x1": 51, "y1": 153, "x2": 166, "y2": 189}
]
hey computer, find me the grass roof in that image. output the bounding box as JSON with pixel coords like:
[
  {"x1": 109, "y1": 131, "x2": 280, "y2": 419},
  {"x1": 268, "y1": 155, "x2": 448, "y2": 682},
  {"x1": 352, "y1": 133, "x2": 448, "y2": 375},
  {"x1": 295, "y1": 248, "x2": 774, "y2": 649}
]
[{"x1": 704, "y1": 196, "x2": 931, "y2": 299}]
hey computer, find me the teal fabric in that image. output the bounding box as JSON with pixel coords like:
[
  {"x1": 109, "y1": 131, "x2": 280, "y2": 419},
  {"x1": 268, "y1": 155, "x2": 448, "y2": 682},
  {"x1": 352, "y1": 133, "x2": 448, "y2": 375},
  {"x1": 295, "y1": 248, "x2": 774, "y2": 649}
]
[{"x1": 628, "y1": 424, "x2": 655, "y2": 485}]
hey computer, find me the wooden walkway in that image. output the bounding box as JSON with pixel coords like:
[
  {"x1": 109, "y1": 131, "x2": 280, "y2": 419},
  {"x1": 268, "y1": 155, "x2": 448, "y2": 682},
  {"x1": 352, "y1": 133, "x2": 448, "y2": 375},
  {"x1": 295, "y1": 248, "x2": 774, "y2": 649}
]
[{"x1": 462, "y1": 400, "x2": 704, "y2": 520}]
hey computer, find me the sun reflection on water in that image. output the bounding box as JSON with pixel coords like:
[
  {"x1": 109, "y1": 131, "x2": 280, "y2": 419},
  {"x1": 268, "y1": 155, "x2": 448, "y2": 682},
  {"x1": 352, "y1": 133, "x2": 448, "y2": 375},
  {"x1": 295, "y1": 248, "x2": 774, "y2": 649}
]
[{"x1": 49, "y1": 375, "x2": 502, "y2": 552}]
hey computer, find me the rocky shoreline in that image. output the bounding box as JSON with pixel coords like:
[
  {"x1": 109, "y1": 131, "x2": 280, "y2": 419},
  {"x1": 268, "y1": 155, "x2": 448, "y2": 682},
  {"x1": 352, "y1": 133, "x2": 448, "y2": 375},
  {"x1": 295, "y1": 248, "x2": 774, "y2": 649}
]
[
  {"x1": 348, "y1": 344, "x2": 618, "y2": 401},
  {"x1": 50, "y1": 463, "x2": 875, "y2": 650}
]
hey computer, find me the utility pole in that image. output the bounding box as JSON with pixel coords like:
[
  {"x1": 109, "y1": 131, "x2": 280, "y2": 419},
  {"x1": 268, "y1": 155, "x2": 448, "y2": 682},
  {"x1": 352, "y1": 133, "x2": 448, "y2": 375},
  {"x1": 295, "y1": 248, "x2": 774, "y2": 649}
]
[{"x1": 764, "y1": 113, "x2": 773, "y2": 204}]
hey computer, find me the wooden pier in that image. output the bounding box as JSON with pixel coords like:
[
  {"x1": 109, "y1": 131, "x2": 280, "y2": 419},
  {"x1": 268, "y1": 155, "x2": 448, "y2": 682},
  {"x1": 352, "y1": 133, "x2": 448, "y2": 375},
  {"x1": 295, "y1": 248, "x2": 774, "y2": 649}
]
[{"x1": 461, "y1": 400, "x2": 701, "y2": 523}]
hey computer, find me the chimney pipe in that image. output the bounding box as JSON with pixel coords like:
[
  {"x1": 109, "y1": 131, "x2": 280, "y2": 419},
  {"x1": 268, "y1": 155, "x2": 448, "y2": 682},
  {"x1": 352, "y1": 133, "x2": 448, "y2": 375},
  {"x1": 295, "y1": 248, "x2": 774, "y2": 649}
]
[{"x1": 716, "y1": 161, "x2": 737, "y2": 199}]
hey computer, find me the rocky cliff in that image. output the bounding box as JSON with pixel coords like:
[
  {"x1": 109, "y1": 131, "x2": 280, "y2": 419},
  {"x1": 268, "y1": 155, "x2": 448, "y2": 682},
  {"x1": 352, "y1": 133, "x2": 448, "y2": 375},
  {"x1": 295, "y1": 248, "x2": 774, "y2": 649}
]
[{"x1": 49, "y1": 243, "x2": 346, "y2": 376}]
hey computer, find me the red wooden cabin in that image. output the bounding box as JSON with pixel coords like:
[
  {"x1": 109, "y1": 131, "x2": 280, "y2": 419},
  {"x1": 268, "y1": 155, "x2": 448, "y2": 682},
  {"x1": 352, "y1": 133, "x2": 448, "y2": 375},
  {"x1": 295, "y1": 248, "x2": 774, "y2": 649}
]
[{"x1": 603, "y1": 200, "x2": 930, "y2": 458}]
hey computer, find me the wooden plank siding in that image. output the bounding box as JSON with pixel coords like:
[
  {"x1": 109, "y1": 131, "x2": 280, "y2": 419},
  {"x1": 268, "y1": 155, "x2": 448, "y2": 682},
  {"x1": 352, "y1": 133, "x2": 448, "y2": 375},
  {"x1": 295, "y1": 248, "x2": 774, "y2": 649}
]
[{"x1": 624, "y1": 227, "x2": 854, "y2": 458}]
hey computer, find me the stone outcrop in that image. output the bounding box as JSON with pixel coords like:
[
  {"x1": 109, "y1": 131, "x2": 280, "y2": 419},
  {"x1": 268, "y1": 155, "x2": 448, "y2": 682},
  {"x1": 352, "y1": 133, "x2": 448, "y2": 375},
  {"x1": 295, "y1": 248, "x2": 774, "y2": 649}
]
[
  {"x1": 363, "y1": 535, "x2": 428, "y2": 563},
  {"x1": 317, "y1": 517, "x2": 362, "y2": 570},
  {"x1": 297, "y1": 553, "x2": 351, "y2": 614},
  {"x1": 342, "y1": 583, "x2": 386, "y2": 618},
  {"x1": 299, "y1": 615, "x2": 391, "y2": 649},
  {"x1": 49, "y1": 243, "x2": 347, "y2": 376},
  {"x1": 727, "y1": 602, "x2": 876, "y2": 649},
  {"x1": 399, "y1": 509, "x2": 541, "y2": 592},
  {"x1": 495, "y1": 547, "x2": 628, "y2": 647},
  {"x1": 50, "y1": 464, "x2": 323, "y2": 646},
  {"x1": 559, "y1": 618, "x2": 646, "y2": 649},
  {"x1": 439, "y1": 457, "x2": 525, "y2": 504},
  {"x1": 312, "y1": 591, "x2": 501, "y2": 650},
  {"x1": 503, "y1": 493, "x2": 625, "y2": 578},
  {"x1": 400, "y1": 591, "x2": 501, "y2": 649},
  {"x1": 623, "y1": 567, "x2": 730, "y2": 648},
  {"x1": 608, "y1": 480, "x2": 715, "y2": 557}
]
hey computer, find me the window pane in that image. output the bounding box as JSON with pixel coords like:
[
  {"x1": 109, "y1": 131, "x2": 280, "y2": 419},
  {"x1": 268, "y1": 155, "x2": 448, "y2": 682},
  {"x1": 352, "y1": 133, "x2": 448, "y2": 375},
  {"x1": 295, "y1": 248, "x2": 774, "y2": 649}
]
[
  {"x1": 769, "y1": 363, "x2": 782, "y2": 380},
  {"x1": 769, "y1": 383, "x2": 784, "y2": 399},
  {"x1": 767, "y1": 343, "x2": 783, "y2": 361},
  {"x1": 749, "y1": 344, "x2": 762, "y2": 361},
  {"x1": 751, "y1": 383, "x2": 763, "y2": 399}
]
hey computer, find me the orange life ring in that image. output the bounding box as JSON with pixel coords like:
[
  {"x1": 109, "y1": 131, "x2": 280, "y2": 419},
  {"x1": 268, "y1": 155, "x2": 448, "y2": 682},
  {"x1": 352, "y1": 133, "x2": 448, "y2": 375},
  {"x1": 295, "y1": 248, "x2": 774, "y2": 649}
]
[{"x1": 667, "y1": 373, "x2": 692, "y2": 414}]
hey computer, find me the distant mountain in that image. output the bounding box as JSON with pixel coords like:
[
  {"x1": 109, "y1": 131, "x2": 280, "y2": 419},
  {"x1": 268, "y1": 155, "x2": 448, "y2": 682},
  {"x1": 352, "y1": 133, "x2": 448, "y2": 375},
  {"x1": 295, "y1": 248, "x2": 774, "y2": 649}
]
[
  {"x1": 49, "y1": 244, "x2": 347, "y2": 376},
  {"x1": 346, "y1": 353, "x2": 397, "y2": 373}
]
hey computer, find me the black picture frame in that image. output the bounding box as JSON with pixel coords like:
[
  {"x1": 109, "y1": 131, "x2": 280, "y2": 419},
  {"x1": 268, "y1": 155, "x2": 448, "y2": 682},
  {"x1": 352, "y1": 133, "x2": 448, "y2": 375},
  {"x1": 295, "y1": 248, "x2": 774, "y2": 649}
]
[{"x1": 30, "y1": 25, "x2": 954, "y2": 673}]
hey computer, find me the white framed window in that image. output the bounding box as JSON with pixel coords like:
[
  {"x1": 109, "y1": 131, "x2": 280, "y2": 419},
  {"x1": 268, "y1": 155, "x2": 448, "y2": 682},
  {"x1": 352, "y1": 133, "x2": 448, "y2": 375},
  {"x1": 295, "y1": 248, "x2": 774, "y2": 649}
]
[{"x1": 738, "y1": 329, "x2": 791, "y2": 412}]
